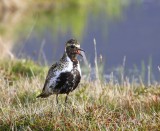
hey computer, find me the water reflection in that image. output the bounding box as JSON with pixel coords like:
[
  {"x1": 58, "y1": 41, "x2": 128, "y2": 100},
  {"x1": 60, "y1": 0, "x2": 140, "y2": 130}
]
[
  {"x1": 0, "y1": 0, "x2": 129, "y2": 42},
  {"x1": 0, "y1": 0, "x2": 160, "y2": 82}
]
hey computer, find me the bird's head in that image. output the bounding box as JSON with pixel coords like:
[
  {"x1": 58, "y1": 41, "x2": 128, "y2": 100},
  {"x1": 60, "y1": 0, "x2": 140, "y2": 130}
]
[{"x1": 65, "y1": 39, "x2": 84, "y2": 60}]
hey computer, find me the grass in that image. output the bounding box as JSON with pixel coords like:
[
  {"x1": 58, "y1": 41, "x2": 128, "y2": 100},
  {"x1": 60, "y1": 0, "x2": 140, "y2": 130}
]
[{"x1": 0, "y1": 59, "x2": 160, "y2": 130}]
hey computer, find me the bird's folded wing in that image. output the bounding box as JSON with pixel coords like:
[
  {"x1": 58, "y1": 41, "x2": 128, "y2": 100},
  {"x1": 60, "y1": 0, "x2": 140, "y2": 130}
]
[{"x1": 42, "y1": 62, "x2": 58, "y2": 91}]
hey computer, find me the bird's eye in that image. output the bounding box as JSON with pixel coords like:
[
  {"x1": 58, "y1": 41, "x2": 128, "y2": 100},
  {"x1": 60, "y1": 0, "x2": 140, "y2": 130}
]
[{"x1": 70, "y1": 45, "x2": 75, "y2": 48}]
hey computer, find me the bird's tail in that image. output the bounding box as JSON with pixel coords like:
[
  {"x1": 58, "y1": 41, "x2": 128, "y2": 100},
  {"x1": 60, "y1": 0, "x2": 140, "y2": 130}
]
[{"x1": 36, "y1": 92, "x2": 49, "y2": 98}]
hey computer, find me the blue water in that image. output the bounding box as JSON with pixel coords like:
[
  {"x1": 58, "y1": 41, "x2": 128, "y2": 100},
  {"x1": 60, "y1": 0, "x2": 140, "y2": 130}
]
[{"x1": 14, "y1": 1, "x2": 160, "y2": 82}]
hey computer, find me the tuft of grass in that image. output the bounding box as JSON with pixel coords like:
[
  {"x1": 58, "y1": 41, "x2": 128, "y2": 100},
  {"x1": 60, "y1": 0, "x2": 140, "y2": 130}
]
[
  {"x1": 0, "y1": 59, "x2": 47, "y2": 80},
  {"x1": 0, "y1": 59, "x2": 160, "y2": 130}
]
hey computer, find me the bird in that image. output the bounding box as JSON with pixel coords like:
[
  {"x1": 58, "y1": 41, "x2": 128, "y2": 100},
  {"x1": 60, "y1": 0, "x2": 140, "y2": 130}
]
[{"x1": 37, "y1": 39, "x2": 84, "y2": 104}]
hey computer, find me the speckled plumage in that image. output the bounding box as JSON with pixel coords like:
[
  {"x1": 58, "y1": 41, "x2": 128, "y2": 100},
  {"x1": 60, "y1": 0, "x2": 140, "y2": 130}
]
[{"x1": 37, "y1": 39, "x2": 84, "y2": 104}]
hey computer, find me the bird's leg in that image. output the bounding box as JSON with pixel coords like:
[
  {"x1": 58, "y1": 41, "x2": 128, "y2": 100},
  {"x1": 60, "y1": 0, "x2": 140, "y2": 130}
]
[
  {"x1": 64, "y1": 93, "x2": 69, "y2": 111},
  {"x1": 56, "y1": 94, "x2": 61, "y2": 112},
  {"x1": 65, "y1": 94, "x2": 69, "y2": 104},
  {"x1": 56, "y1": 94, "x2": 59, "y2": 104}
]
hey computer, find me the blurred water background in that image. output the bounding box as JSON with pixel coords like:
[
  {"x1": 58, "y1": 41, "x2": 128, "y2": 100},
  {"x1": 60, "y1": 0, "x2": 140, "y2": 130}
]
[{"x1": 0, "y1": 0, "x2": 160, "y2": 83}]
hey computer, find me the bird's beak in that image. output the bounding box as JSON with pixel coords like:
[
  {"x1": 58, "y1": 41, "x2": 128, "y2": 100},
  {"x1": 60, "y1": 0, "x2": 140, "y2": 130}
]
[{"x1": 76, "y1": 48, "x2": 85, "y2": 57}]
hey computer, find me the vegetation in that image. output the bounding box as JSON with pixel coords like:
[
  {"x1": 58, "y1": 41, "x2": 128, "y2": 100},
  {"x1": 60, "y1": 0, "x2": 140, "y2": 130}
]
[
  {"x1": 0, "y1": 0, "x2": 159, "y2": 130},
  {"x1": 0, "y1": 59, "x2": 160, "y2": 130},
  {"x1": 0, "y1": 59, "x2": 47, "y2": 79}
]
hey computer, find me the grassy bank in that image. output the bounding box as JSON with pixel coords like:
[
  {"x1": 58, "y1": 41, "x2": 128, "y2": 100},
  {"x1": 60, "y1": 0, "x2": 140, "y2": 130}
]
[{"x1": 0, "y1": 59, "x2": 160, "y2": 130}]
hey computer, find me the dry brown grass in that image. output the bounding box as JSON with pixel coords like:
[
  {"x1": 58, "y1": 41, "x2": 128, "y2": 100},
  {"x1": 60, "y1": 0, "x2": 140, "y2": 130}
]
[{"x1": 0, "y1": 59, "x2": 160, "y2": 130}]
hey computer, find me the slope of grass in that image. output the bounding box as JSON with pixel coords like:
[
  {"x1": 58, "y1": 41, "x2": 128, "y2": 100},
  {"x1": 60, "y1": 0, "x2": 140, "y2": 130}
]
[
  {"x1": 0, "y1": 59, "x2": 160, "y2": 130},
  {"x1": 0, "y1": 59, "x2": 47, "y2": 80}
]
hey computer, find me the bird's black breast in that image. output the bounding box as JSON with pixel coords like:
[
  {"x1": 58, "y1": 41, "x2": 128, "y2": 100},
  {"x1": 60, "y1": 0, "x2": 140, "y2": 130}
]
[{"x1": 53, "y1": 69, "x2": 81, "y2": 94}]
